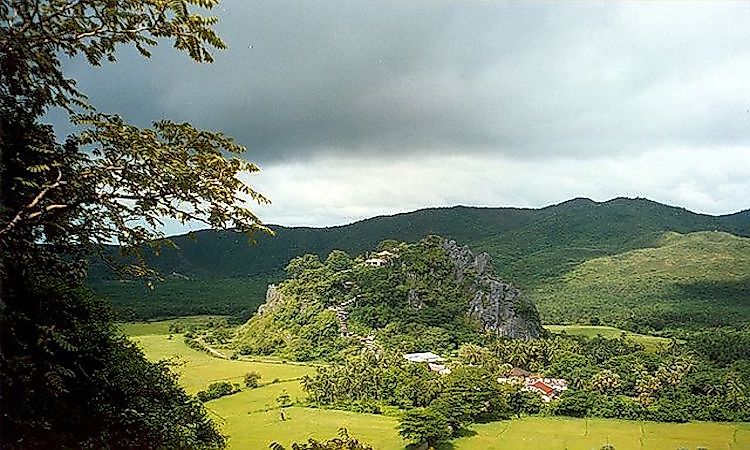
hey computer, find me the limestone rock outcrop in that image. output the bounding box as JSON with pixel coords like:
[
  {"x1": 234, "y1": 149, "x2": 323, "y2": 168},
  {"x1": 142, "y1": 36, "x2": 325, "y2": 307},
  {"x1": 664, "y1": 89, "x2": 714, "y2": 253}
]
[
  {"x1": 257, "y1": 284, "x2": 282, "y2": 315},
  {"x1": 442, "y1": 239, "x2": 543, "y2": 339}
]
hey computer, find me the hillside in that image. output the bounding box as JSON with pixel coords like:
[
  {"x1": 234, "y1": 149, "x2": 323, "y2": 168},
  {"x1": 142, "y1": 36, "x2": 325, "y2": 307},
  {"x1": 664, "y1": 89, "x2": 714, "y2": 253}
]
[
  {"x1": 234, "y1": 236, "x2": 543, "y2": 360},
  {"x1": 534, "y1": 231, "x2": 750, "y2": 332},
  {"x1": 88, "y1": 197, "x2": 750, "y2": 322}
]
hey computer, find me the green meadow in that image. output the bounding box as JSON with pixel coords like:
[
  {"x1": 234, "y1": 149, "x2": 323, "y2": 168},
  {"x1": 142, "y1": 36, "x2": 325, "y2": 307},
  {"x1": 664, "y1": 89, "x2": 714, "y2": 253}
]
[
  {"x1": 130, "y1": 333, "x2": 313, "y2": 393},
  {"x1": 453, "y1": 417, "x2": 749, "y2": 450},
  {"x1": 534, "y1": 231, "x2": 750, "y2": 330},
  {"x1": 127, "y1": 325, "x2": 750, "y2": 450},
  {"x1": 119, "y1": 315, "x2": 228, "y2": 337},
  {"x1": 544, "y1": 324, "x2": 672, "y2": 351}
]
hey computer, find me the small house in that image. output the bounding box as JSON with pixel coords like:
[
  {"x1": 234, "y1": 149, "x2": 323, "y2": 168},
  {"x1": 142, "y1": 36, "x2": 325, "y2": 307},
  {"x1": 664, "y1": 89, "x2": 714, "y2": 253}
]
[
  {"x1": 428, "y1": 363, "x2": 452, "y2": 375},
  {"x1": 509, "y1": 367, "x2": 531, "y2": 378},
  {"x1": 364, "y1": 258, "x2": 388, "y2": 267},
  {"x1": 524, "y1": 380, "x2": 556, "y2": 402}
]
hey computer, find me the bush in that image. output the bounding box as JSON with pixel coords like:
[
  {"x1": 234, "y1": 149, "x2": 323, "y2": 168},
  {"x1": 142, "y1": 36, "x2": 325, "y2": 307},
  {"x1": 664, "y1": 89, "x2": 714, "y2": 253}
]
[
  {"x1": 276, "y1": 390, "x2": 292, "y2": 408},
  {"x1": 196, "y1": 381, "x2": 241, "y2": 402},
  {"x1": 244, "y1": 371, "x2": 262, "y2": 388},
  {"x1": 553, "y1": 390, "x2": 598, "y2": 418}
]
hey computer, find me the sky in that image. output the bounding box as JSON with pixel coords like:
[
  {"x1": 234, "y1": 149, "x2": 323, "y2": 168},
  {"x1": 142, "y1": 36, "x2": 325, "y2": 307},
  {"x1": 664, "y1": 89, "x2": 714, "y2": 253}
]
[{"x1": 56, "y1": 0, "x2": 750, "y2": 231}]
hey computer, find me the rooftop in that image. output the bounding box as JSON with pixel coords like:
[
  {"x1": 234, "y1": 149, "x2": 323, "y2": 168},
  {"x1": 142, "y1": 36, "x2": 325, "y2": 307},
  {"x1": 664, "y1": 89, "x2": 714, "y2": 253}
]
[{"x1": 404, "y1": 352, "x2": 445, "y2": 363}]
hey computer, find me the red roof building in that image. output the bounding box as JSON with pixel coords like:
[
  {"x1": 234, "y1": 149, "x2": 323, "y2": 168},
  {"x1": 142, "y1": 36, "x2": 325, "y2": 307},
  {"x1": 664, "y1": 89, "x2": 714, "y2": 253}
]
[{"x1": 529, "y1": 380, "x2": 554, "y2": 396}]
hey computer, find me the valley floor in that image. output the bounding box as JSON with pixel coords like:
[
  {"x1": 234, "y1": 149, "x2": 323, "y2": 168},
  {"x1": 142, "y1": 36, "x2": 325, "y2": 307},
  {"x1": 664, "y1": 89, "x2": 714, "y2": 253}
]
[{"x1": 126, "y1": 324, "x2": 750, "y2": 450}]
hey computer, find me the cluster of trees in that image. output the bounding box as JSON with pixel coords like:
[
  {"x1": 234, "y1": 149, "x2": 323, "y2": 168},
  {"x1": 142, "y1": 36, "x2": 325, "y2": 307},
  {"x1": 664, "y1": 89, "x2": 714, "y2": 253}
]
[
  {"x1": 487, "y1": 332, "x2": 750, "y2": 422},
  {"x1": 1, "y1": 276, "x2": 228, "y2": 448},
  {"x1": 196, "y1": 381, "x2": 241, "y2": 403},
  {"x1": 90, "y1": 275, "x2": 272, "y2": 322},
  {"x1": 245, "y1": 371, "x2": 262, "y2": 388},
  {"x1": 302, "y1": 350, "x2": 535, "y2": 447},
  {"x1": 540, "y1": 297, "x2": 750, "y2": 335},
  {"x1": 398, "y1": 366, "x2": 516, "y2": 446},
  {"x1": 1, "y1": 1, "x2": 268, "y2": 447},
  {"x1": 301, "y1": 352, "x2": 443, "y2": 412}
]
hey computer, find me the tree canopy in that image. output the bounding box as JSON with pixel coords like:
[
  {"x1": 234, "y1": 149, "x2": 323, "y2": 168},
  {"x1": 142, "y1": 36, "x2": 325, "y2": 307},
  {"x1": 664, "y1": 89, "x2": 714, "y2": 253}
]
[
  {"x1": 1, "y1": 0, "x2": 269, "y2": 276},
  {"x1": 1, "y1": 1, "x2": 269, "y2": 447}
]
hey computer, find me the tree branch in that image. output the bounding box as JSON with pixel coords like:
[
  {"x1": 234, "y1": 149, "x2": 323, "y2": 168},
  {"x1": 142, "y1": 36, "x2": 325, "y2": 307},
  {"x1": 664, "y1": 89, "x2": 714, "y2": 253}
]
[{"x1": 0, "y1": 169, "x2": 65, "y2": 236}]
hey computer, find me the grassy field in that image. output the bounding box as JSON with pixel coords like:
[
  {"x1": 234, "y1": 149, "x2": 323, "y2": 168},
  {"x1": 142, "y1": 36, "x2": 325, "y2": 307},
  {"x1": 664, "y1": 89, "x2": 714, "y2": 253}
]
[
  {"x1": 454, "y1": 417, "x2": 749, "y2": 450},
  {"x1": 119, "y1": 315, "x2": 228, "y2": 336},
  {"x1": 210, "y1": 394, "x2": 750, "y2": 450},
  {"x1": 130, "y1": 333, "x2": 314, "y2": 393},
  {"x1": 545, "y1": 324, "x2": 672, "y2": 351},
  {"x1": 128, "y1": 322, "x2": 750, "y2": 450}
]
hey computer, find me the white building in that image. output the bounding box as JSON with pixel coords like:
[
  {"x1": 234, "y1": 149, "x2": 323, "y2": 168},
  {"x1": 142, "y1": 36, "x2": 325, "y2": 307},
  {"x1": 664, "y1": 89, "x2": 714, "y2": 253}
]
[
  {"x1": 403, "y1": 352, "x2": 445, "y2": 363},
  {"x1": 364, "y1": 258, "x2": 388, "y2": 267}
]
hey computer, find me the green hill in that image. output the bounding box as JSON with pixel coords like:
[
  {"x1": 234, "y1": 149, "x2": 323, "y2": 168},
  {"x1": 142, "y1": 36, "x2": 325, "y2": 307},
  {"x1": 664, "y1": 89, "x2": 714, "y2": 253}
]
[
  {"x1": 88, "y1": 197, "x2": 750, "y2": 323},
  {"x1": 535, "y1": 231, "x2": 750, "y2": 332},
  {"x1": 235, "y1": 236, "x2": 543, "y2": 360}
]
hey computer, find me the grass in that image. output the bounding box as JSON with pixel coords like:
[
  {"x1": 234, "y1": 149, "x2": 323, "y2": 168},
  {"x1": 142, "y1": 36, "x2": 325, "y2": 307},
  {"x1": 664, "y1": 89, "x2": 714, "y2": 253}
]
[
  {"x1": 118, "y1": 315, "x2": 228, "y2": 336},
  {"x1": 452, "y1": 416, "x2": 748, "y2": 450},
  {"x1": 130, "y1": 333, "x2": 314, "y2": 393},
  {"x1": 214, "y1": 401, "x2": 403, "y2": 449},
  {"x1": 545, "y1": 324, "x2": 672, "y2": 351},
  {"x1": 130, "y1": 318, "x2": 750, "y2": 449}
]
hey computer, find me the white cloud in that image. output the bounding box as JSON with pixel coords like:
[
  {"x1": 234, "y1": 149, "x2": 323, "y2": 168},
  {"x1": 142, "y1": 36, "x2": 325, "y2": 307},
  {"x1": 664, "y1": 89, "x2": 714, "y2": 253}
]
[{"x1": 237, "y1": 145, "x2": 750, "y2": 228}]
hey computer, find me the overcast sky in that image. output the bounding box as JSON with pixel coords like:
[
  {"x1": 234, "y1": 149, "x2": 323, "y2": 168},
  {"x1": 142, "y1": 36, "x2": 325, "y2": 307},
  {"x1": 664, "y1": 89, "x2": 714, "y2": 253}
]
[{"x1": 57, "y1": 0, "x2": 750, "y2": 231}]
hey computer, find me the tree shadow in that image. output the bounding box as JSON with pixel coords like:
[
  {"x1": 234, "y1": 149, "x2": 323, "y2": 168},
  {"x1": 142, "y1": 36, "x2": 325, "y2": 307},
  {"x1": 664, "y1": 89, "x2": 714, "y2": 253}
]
[
  {"x1": 454, "y1": 428, "x2": 478, "y2": 438},
  {"x1": 675, "y1": 279, "x2": 750, "y2": 306},
  {"x1": 435, "y1": 443, "x2": 456, "y2": 450},
  {"x1": 405, "y1": 441, "x2": 458, "y2": 450}
]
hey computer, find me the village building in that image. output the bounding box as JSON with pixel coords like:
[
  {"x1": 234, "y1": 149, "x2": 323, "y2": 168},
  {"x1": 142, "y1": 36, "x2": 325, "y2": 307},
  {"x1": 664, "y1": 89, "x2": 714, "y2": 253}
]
[
  {"x1": 404, "y1": 352, "x2": 452, "y2": 375},
  {"x1": 363, "y1": 250, "x2": 398, "y2": 267},
  {"x1": 403, "y1": 351, "x2": 445, "y2": 363},
  {"x1": 428, "y1": 362, "x2": 452, "y2": 375},
  {"x1": 364, "y1": 257, "x2": 388, "y2": 267},
  {"x1": 523, "y1": 380, "x2": 557, "y2": 403},
  {"x1": 498, "y1": 368, "x2": 568, "y2": 402}
]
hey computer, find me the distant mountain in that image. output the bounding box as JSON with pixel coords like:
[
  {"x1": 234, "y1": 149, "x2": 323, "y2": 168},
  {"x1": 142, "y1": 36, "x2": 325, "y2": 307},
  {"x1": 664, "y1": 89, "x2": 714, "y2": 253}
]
[{"x1": 91, "y1": 197, "x2": 750, "y2": 289}]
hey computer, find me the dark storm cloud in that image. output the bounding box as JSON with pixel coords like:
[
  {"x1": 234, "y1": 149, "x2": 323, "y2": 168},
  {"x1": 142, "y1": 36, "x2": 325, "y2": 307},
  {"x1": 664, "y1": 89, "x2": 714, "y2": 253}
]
[
  {"x1": 54, "y1": 1, "x2": 750, "y2": 228},
  {"x1": 61, "y1": 1, "x2": 750, "y2": 165}
]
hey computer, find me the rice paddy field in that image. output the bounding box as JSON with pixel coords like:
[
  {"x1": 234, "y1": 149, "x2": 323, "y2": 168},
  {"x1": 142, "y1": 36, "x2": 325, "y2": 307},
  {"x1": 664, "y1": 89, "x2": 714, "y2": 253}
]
[{"x1": 126, "y1": 323, "x2": 750, "y2": 450}]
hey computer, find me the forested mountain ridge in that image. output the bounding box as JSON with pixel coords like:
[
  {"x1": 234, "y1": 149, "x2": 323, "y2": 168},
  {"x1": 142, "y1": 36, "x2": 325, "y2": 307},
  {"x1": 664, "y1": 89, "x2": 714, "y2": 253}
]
[
  {"x1": 90, "y1": 197, "x2": 750, "y2": 287},
  {"x1": 89, "y1": 197, "x2": 750, "y2": 326}
]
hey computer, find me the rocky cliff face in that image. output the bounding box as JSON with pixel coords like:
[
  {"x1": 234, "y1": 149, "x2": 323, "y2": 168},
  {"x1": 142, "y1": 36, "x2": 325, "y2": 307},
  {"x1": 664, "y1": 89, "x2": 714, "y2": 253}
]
[
  {"x1": 257, "y1": 284, "x2": 282, "y2": 315},
  {"x1": 442, "y1": 239, "x2": 543, "y2": 339}
]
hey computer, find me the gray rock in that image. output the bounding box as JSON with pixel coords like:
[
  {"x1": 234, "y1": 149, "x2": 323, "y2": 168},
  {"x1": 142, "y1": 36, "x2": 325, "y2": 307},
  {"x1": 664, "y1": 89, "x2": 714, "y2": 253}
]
[
  {"x1": 442, "y1": 239, "x2": 543, "y2": 339},
  {"x1": 257, "y1": 284, "x2": 282, "y2": 315}
]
